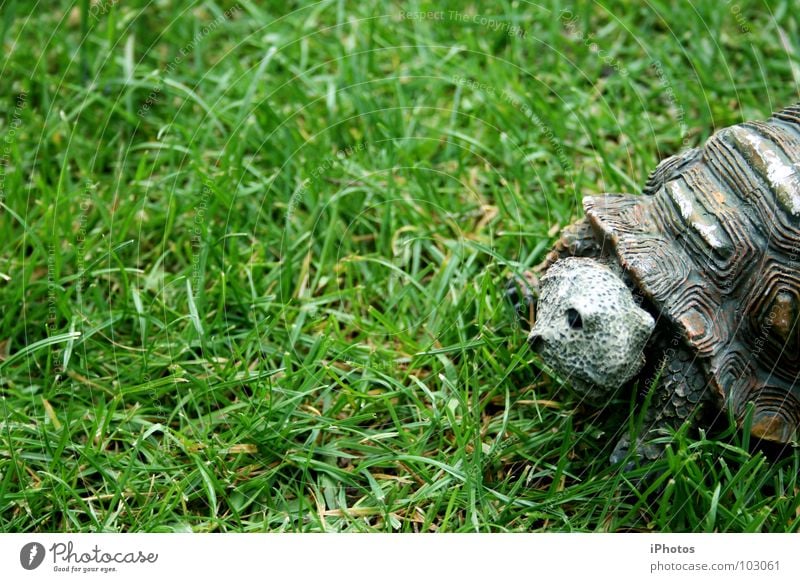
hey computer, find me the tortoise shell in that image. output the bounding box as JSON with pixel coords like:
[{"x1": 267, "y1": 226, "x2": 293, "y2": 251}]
[{"x1": 583, "y1": 104, "x2": 800, "y2": 443}]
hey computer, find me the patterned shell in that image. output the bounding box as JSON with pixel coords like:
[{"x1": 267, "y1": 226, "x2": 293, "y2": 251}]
[{"x1": 583, "y1": 105, "x2": 800, "y2": 443}]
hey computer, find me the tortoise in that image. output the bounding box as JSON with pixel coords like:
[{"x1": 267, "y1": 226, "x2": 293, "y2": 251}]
[{"x1": 507, "y1": 104, "x2": 800, "y2": 464}]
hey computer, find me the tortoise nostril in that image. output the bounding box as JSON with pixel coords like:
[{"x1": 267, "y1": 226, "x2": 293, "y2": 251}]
[{"x1": 528, "y1": 332, "x2": 545, "y2": 352}]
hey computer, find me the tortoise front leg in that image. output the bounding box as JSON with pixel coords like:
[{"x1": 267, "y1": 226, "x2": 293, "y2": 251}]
[
  {"x1": 610, "y1": 344, "x2": 711, "y2": 466},
  {"x1": 538, "y1": 216, "x2": 606, "y2": 271},
  {"x1": 505, "y1": 269, "x2": 539, "y2": 330},
  {"x1": 506, "y1": 217, "x2": 604, "y2": 330}
]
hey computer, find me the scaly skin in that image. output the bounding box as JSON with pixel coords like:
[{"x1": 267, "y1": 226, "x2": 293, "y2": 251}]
[{"x1": 610, "y1": 335, "x2": 712, "y2": 466}]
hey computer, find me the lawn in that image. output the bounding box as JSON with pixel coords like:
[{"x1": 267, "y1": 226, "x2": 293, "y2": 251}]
[{"x1": 1, "y1": 0, "x2": 799, "y2": 532}]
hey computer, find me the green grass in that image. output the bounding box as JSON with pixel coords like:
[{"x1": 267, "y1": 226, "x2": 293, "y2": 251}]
[{"x1": 1, "y1": 0, "x2": 799, "y2": 532}]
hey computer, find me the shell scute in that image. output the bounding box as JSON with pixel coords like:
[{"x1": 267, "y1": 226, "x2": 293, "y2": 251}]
[{"x1": 583, "y1": 104, "x2": 800, "y2": 442}]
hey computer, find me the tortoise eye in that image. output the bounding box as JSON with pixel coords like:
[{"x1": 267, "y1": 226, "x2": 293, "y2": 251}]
[{"x1": 566, "y1": 308, "x2": 583, "y2": 329}]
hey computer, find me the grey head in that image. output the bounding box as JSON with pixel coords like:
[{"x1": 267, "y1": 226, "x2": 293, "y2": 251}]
[{"x1": 528, "y1": 257, "x2": 655, "y2": 402}]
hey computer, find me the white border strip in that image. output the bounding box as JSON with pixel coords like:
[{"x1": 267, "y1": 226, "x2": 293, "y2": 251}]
[{"x1": 1, "y1": 533, "x2": 798, "y2": 580}]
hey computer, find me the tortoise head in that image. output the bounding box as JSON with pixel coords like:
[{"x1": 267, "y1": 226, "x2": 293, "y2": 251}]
[{"x1": 528, "y1": 257, "x2": 655, "y2": 402}]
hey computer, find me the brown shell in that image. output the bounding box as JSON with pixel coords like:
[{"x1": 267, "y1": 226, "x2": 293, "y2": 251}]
[{"x1": 584, "y1": 105, "x2": 800, "y2": 443}]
